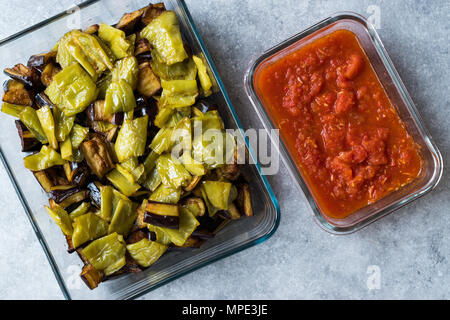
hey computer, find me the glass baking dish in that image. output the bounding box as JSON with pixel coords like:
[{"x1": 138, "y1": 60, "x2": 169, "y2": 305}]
[
  {"x1": 0, "y1": 0, "x2": 280, "y2": 299},
  {"x1": 245, "y1": 12, "x2": 442, "y2": 234}
]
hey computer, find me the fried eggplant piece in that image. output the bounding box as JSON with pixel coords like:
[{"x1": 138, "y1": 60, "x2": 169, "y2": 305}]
[
  {"x1": 134, "y1": 205, "x2": 148, "y2": 230},
  {"x1": 50, "y1": 186, "x2": 83, "y2": 203},
  {"x1": 84, "y1": 24, "x2": 99, "y2": 35},
  {"x1": 65, "y1": 235, "x2": 76, "y2": 253},
  {"x1": 135, "y1": 38, "x2": 151, "y2": 56},
  {"x1": 182, "y1": 197, "x2": 206, "y2": 217},
  {"x1": 2, "y1": 80, "x2": 33, "y2": 106},
  {"x1": 80, "y1": 264, "x2": 104, "y2": 290},
  {"x1": 216, "y1": 163, "x2": 240, "y2": 181},
  {"x1": 15, "y1": 120, "x2": 41, "y2": 152},
  {"x1": 236, "y1": 183, "x2": 253, "y2": 217},
  {"x1": 86, "y1": 100, "x2": 124, "y2": 125},
  {"x1": 33, "y1": 166, "x2": 70, "y2": 193},
  {"x1": 51, "y1": 189, "x2": 89, "y2": 209},
  {"x1": 81, "y1": 134, "x2": 115, "y2": 178},
  {"x1": 34, "y1": 92, "x2": 55, "y2": 108},
  {"x1": 140, "y1": 3, "x2": 166, "y2": 26},
  {"x1": 63, "y1": 161, "x2": 89, "y2": 186},
  {"x1": 4, "y1": 63, "x2": 41, "y2": 88},
  {"x1": 27, "y1": 51, "x2": 57, "y2": 71},
  {"x1": 126, "y1": 229, "x2": 152, "y2": 245},
  {"x1": 116, "y1": 8, "x2": 144, "y2": 34},
  {"x1": 144, "y1": 202, "x2": 180, "y2": 229},
  {"x1": 183, "y1": 175, "x2": 202, "y2": 192},
  {"x1": 86, "y1": 181, "x2": 102, "y2": 208},
  {"x1": 40, "y1": 62, "x2": 60, "y2": 87},
  {"x1": 169, "y1": 236, "x2": 205, "y2": 251},
  {"x1": 137, "y1": 62, "x2": 161, "y2": 97}
]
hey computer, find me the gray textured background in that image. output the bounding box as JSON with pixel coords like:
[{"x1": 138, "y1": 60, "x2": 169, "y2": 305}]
[{"x1": 0, "y1": 0, "x2": 449, "y2": 300}]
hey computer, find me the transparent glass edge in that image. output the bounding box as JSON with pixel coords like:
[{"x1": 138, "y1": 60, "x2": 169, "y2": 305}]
[
  {"x1": 0, "y1": 0, "x2": 281, "y2": 300},
  {"x1": 244, "y1": 11, "x2": 443, "y2": 235}
]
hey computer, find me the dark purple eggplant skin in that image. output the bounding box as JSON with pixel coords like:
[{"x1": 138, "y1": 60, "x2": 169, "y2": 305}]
[
  {"x1": 191, "y1": 229, "x2": 215, "y2": 240},
  {"x1": 50, "y1": 187, "x2": 83, "y2": 204},
  {"x1": 4, "y1": 64, "x2": 42, "y2": 89},
  {"x1": 143, "y1": 212, "x2": 179, "y2": 229},
  {"x1": 86, "y1": 103, "x2": 123, "y2": 125},
  {"x1": 126, "y1": 229, "x2": 155, "y2": 244},
  {"x1": 35, "y1": 92, "x2": 55, "y2": 108},
  {"x1": 15, "y1": 120, "x2": 41, "y2": 152},
  {"x1": 136, "y1": 52, "x2": 152, "y2": 64},
  {"x1": 27, "y1": 52, "x2": 56, "y2": 71},
  {"x1": 196, "y1": 215, "x2": 225, "y2": 233},
  {"x1": 87, "y1": 181, "x2": 102, "y2": 208},
  {"x1": 110, "y1": 112, "x2": 124, "y2": 126},
  {"x1": 70, "y1": 162, "x2": 90, "y2": 186},
  {"x1": 85, "y1": 104, "x2": 96, "y2": 122}
]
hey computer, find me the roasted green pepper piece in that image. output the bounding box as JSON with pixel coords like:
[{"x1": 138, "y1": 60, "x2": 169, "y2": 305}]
[
  {"x1": 150, "y1": 50, "x2": 197, "y2": 81},
  {"x1": 69, "y1": 202, "x2": 91, "y2": 221},
  {"x1": 60, "y1": 138, "x2": 73, "y2": 160},
  {"x1": 150, "y1": 127, "x2": 174, "y2": 154},
  {"x1": 1, "y1": 103, "x2": 26, "y2": 118},
  {"x1": 180, "y1": 152, "x2": 207, "y2": 176},
  {"x1": 19, "y1": 107, "x2": 48, "y2": 143},
  {"x1": 147, "y1": 224, "x2": 171, "y2": 245},
  {"x1": 140, "y1": 150, "x2": 159, "y2": 182},
  {"x1": 192, "y1": 55, "x2": 212, "y2": 96},
  {"x1": 97, "y1": 72, "x2": 112, "y2": 100},
  {"x1": 126, "y1": 238, "x2": 167, "y2": 268},
  {"x1": 45, "y1": 203, "x2": 73, "y2": 236},
  {"x1": 70, "y1": 124, "x2": 89, "y2": 149},
  {"x1": 153, "y1": 207, "x2": 199, "y2": 246},
  {"x1": 104, "y1": 80, "x2": 136, "y2": 114},
  {"x1": 74, "y1": 31, "x2": 115, "y2": 75},
  {"x1": 57, "y1": 30, "x2": 114, "y2": 79},
  {"x1": 120, "y1": 157, "x2": 145, "y2": 182},
  {"x1": 82, "y1": 232, "x2": 126, "y2": 276},
  {"x1": 36, "y1": 106, "x2": 58, "y2": 150},
  {"x1": 156, "y1": 153, "x2": 192, "y2": 188},
  {"x1": 142, "y1": 167, "x2": 161, "y2": 192},
  {"x1": 112, "y1": 56, "x2": 139, "y2": 89},
  {"x1": 72, "y1": 212, "x2": 109, "y2": 248},
  {"x1": 45, "y1": 63, "x2": 98, "y2": 116},
  {"x1": 98, "y1": 23, "x2": 132, "y2": 59},
  {"x1": 154, "y1": 106, "x2": 175, "y2": 128},
  {"x1": 53, "y1": 107, "x2": 75, "y2": 142},
  {"x1": 192, "y1": 110, "x2": 224, "y2": 132},
  {"x1": 202, "y1": 180, "x2": 234, "y2": 211},
  {"x1": 99, "y1": 185, "x2": 114, "y2": 221},
  {"x1": 108, "y1": 198, "x2": 137, "y2": 237},
  {"x1": 24, "y1": 145, "x2": 65, "y2": 171},
  {"x1": 140, "y1": 11, "x2": 188, "y2": 65},
  {"x1": 115, "y1": 115, "x2": 148, "y2": 162},
  {"x1": 106, "y1": 168, "x2": 141, "y2": 197},
  {"x1": 192, "y1": 130, "x2": 235, "y2": 170},
  {"x1": 149, "y1": 184, "x2": 181, "y2": 204},
  {"x1": 159, "y1": 79, "x2": 198, "y2": 109}
]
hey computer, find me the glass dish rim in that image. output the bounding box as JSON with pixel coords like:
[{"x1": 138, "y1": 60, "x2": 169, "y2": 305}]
[
  {"x1": 244, "y1": 11, "x2": 443, "y2": 234},
  {"x1": 0, "y1": 0, "x2": 281, "y2": 300}
]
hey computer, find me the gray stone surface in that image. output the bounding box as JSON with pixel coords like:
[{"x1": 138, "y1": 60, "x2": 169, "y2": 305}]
[{"x1": 0, "y1": 0, "x2": 448, "y2": 300}]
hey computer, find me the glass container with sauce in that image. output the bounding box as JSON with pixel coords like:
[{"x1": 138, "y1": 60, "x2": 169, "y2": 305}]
[{"x1": 245, "y1": 12, "x2": 442, "y2": 233}]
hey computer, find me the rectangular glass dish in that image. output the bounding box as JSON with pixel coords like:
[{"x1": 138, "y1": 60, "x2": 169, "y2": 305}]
[
  {"x1": 0, "y1": 0, "x2": 280, "y2": 299},
  {"x1": 245, "y1": 12, "x2": 442, "y2": 234}
]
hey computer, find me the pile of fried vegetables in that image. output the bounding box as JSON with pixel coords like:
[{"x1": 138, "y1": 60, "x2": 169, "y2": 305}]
[{"x1": 1, "y1": 3, "x2": 253, "y2": 290}]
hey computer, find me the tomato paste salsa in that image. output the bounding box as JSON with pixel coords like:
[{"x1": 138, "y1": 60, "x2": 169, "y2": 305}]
[{"x1": 255, "y1": 29, "x2": 421, "y2": 219}]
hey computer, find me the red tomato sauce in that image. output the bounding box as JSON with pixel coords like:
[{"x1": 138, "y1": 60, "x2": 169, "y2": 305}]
[{"x1": 254, "y1": 29, "x2": 421, "y2": 219}]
